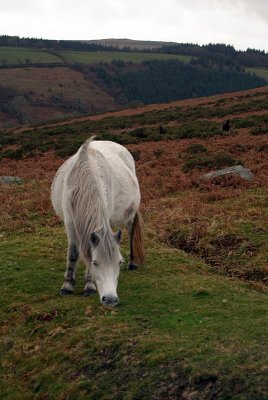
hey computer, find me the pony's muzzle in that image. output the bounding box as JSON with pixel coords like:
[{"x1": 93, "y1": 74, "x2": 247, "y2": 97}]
[{"x1": 101, "y1": 295, "x2": 119, "y2": 307}]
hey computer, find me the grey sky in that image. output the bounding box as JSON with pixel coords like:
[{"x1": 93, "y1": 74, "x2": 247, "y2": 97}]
[{"x1": 1, "y1": 0, "x2": 267, "y2": 51}]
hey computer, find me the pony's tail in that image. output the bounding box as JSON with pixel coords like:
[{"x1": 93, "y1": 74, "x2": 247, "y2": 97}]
[{"x1": 131, "y1": 210, "x2": 145, "y2": 266}]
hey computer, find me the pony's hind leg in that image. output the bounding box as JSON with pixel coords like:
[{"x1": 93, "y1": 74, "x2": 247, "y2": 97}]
[
  {"x1": 127, "y1": 211, "x2": 145, "y2": 270},
  {"x1": 60, "y1": 222, "x2": 79, "y2": 295},
  {"x1": 127, "y1": 220, "x2": 138, "y2": 270}
]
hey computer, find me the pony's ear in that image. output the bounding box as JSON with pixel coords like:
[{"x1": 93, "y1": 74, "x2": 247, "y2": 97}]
[
  {"x1": 114, "y1": 229, "x2": 122, "y2": 244},
  {"x1": 90, "y1": 232, "x2": 100, "y2": 247}
]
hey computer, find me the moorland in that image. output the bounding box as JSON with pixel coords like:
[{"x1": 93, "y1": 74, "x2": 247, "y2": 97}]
[{"x1": 0, "y1": 83, "x2": 267, "y2": 399}]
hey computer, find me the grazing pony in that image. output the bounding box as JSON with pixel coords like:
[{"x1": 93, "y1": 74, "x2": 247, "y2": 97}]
[{"x1": 51, "y1": 138, "x2": 144, "y2": 306}]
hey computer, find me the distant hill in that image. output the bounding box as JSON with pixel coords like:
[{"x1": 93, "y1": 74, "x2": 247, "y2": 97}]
[
  {"x1": 0, "y1": 35, "x2": 268, "y2": 128},
  {"x1": 83, "y1": 38, "x2": 176, "y2": 50}
]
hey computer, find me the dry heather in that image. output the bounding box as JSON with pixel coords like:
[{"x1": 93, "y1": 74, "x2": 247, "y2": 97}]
[{"x1": 0, "y1": 88, "x2": 267, "y2": 287}]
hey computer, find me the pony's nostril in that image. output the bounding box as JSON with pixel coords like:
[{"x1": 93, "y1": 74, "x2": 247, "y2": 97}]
[{"x1": 102, "y1": 295, "x2": 119, "y2": 305}]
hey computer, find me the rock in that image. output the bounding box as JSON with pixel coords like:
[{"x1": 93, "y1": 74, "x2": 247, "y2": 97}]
[
  {"x1": 0, "y1": 176, "x2": 23, "y2": 184},
  {"x1": 202, "y1": 165, "x2": 253, "y2": 181}
]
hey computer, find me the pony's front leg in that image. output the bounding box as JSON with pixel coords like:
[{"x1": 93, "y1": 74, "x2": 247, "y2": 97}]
[
  {"x1": 60, "y1": 219, "x2": 79, "y2": 295},
  {"x1": 83, "y1": 264, "x2": 97, "y2": 296},
  {"x1": 60, "y1": 242, "x2": 79, "y2": 295}
]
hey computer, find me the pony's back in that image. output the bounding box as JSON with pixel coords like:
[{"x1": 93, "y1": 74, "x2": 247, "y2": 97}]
[
  {"x1": 51, "y1": 139, "x2": 140, "y2": 224},
  {"x1": 90, "y1": 140, "x2": 136, "y2": 174}
]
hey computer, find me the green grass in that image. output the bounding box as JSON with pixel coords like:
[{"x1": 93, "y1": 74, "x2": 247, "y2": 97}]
[
  {"x1": 0, "y1": 226, "x2": 267, "y2": 399},
  {"x1": 246, "y1": 67, "x2": 268, "y2": 82},
  {"x1": 0, "y1": 47, "x2": 192, "y2": 67},
  {"x1": 57, "y1": 50, "x2": 192, "y2": 64},
  {"x1": 0, "y1": 47, "x2": 62, "y2": 65}
]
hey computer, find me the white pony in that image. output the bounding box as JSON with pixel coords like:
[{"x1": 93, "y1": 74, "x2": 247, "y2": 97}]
[{"x1": 51, "y1": 138, "x2": 144, "y2": 307}]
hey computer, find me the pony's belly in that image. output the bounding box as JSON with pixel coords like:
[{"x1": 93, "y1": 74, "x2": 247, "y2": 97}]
[{"x1": 109, "y1": 196, "x2": 138, "y2": 227}]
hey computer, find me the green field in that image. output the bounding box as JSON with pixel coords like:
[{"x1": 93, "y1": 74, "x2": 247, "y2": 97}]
[
  {"x1": 57, "y1": 50, "x2": 192, "y2": 64},
  {"x1": 0, "y1": 47, "x2": 62, "y2": 65},
  {"x1": 246, "y1": 67, "x2": 268, "y2": 81},
  {"x1": 1, "y1": 224, "x2": 267, "y2": 399},
  {"x1": 0, "y1": 47, "x2": 192, "y2": 66}
]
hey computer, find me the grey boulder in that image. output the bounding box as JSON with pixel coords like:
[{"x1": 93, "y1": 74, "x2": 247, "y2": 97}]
[{"x1": 202, "y1": 165, "x2": 253, "y2": 181}]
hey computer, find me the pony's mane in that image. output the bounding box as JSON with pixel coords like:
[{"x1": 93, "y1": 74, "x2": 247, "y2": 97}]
[
  {"x1": 96, "y1": 230, "x2": 120, "y2": 264},
  {"x1": 67, "y1": 138, "x2": 112, "y2": 258}
]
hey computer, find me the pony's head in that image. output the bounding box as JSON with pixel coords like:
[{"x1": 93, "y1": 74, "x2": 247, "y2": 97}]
[{"x1": 89, "y1": 229, "x2": 123, "y2": 307}]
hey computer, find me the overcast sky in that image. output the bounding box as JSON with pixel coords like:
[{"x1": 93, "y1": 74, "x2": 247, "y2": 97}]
[{"x1": 1, "y1": 0, "x2": 267, "y2": 51}]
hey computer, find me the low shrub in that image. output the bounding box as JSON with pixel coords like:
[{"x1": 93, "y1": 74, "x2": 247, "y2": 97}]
[
  {"x1": 182, "y1": 152, "x2": 240, "y2": 172},
  {"x1": 185, "y1": 144, "x2": 208, "y2": 154},
  {"x1": 257, "y1": 144, "x2": 268, "y2": 152},
  {"x1": 96, "y1": 132, "x2": 120, "y2": 142},
  {"x1": 1, "y1": 148, "x2": 24, "y2": 160},
  {"x1": 175, "y1": 121, "x2": 221, "y2": 139},
  {"x1": 232, "y1": 143, "x2": 248, "y2": 153},
  {"x1": 147, "y1": 133, "x2": 163, "y2": 142},
  {"x1": 250, "y1": 127, "x2": 268, "y2": 135},
  {"x1": 130, "y1": 149, "x2": 141, "y2": 161},
  {"x1": 233, "y1": 118, "x2": 256, "y2": 129},
  {"x1": 153, "y1": 148, "x2": 165, "y2": 158},
  {"x1": 129, "y1": 128, "x2": 147, "y2": 139}
]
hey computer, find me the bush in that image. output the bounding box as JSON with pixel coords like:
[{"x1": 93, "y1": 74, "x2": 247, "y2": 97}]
[
  {"x1": 185, "y1": 144, "x2": 208, "y2": 154},
  {"x1": 1, "y1": 148, "x2": 24, "y2": 160},
  {"x1": 147, "y1": 133, "x2": 163, "y2": 142},
  {"x1": 96, "y1": 132, "x2": 120, "y2": 142},
  {"x1": 129, "y1": 128, "x2": 147, "y2": 139},
  {"x1": 130, "y1": 150, "x2": 141, "y2": 161},
  {"x1": 233, "y1": 118, "x2": 255, "y2": 128},
  {"x1": 257, "y1": 144, "x2": 268, "y2": 152},
  {"x1": 182, "y1": 152, "x2": 240, "y2": 172},
  {"x1": 175, "y1": 121, "x2": 220, "y2": 139},
  {"x1": 232, "y1": 143, "x2": 247, "y2": 152},
  {"x1": 250, "y1": 127, "x2": 268, "y2": 135},
  {"x1": 153, "y1": 148, "x2": 165, "y2": 158}
]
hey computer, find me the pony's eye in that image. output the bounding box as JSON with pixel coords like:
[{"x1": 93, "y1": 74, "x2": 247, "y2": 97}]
[{"x1": 92, "y1": 260, "x2": 98, "y2": 267}]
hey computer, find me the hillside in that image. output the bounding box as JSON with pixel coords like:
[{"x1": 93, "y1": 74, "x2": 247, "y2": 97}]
[
  {"x1": 0, "y1": 37, "x2": 268, "y2": 128},
  {"x1": 1, "y1": 85, "x2": 268, "y2": 158},
  {"x1": 0, "y1": 66, "x2": 118, "y2": 126},
  {"x1": 1, "y1": 85, "x2": 268, "y2": 399},
  {"x1": 0, "y1": 87, "x2": 267, "y2": 399}
]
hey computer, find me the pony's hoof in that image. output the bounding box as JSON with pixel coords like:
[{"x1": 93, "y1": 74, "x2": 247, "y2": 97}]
[
  {"x1": 83, "y1": 288, "x2": 96, "y2": 297},
  {"x1": 128, "y1": 263, "x2": 138, "y2": 271},
  {"x1": 60, "y1": 288, "x2": 73, "y2": 296}
]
